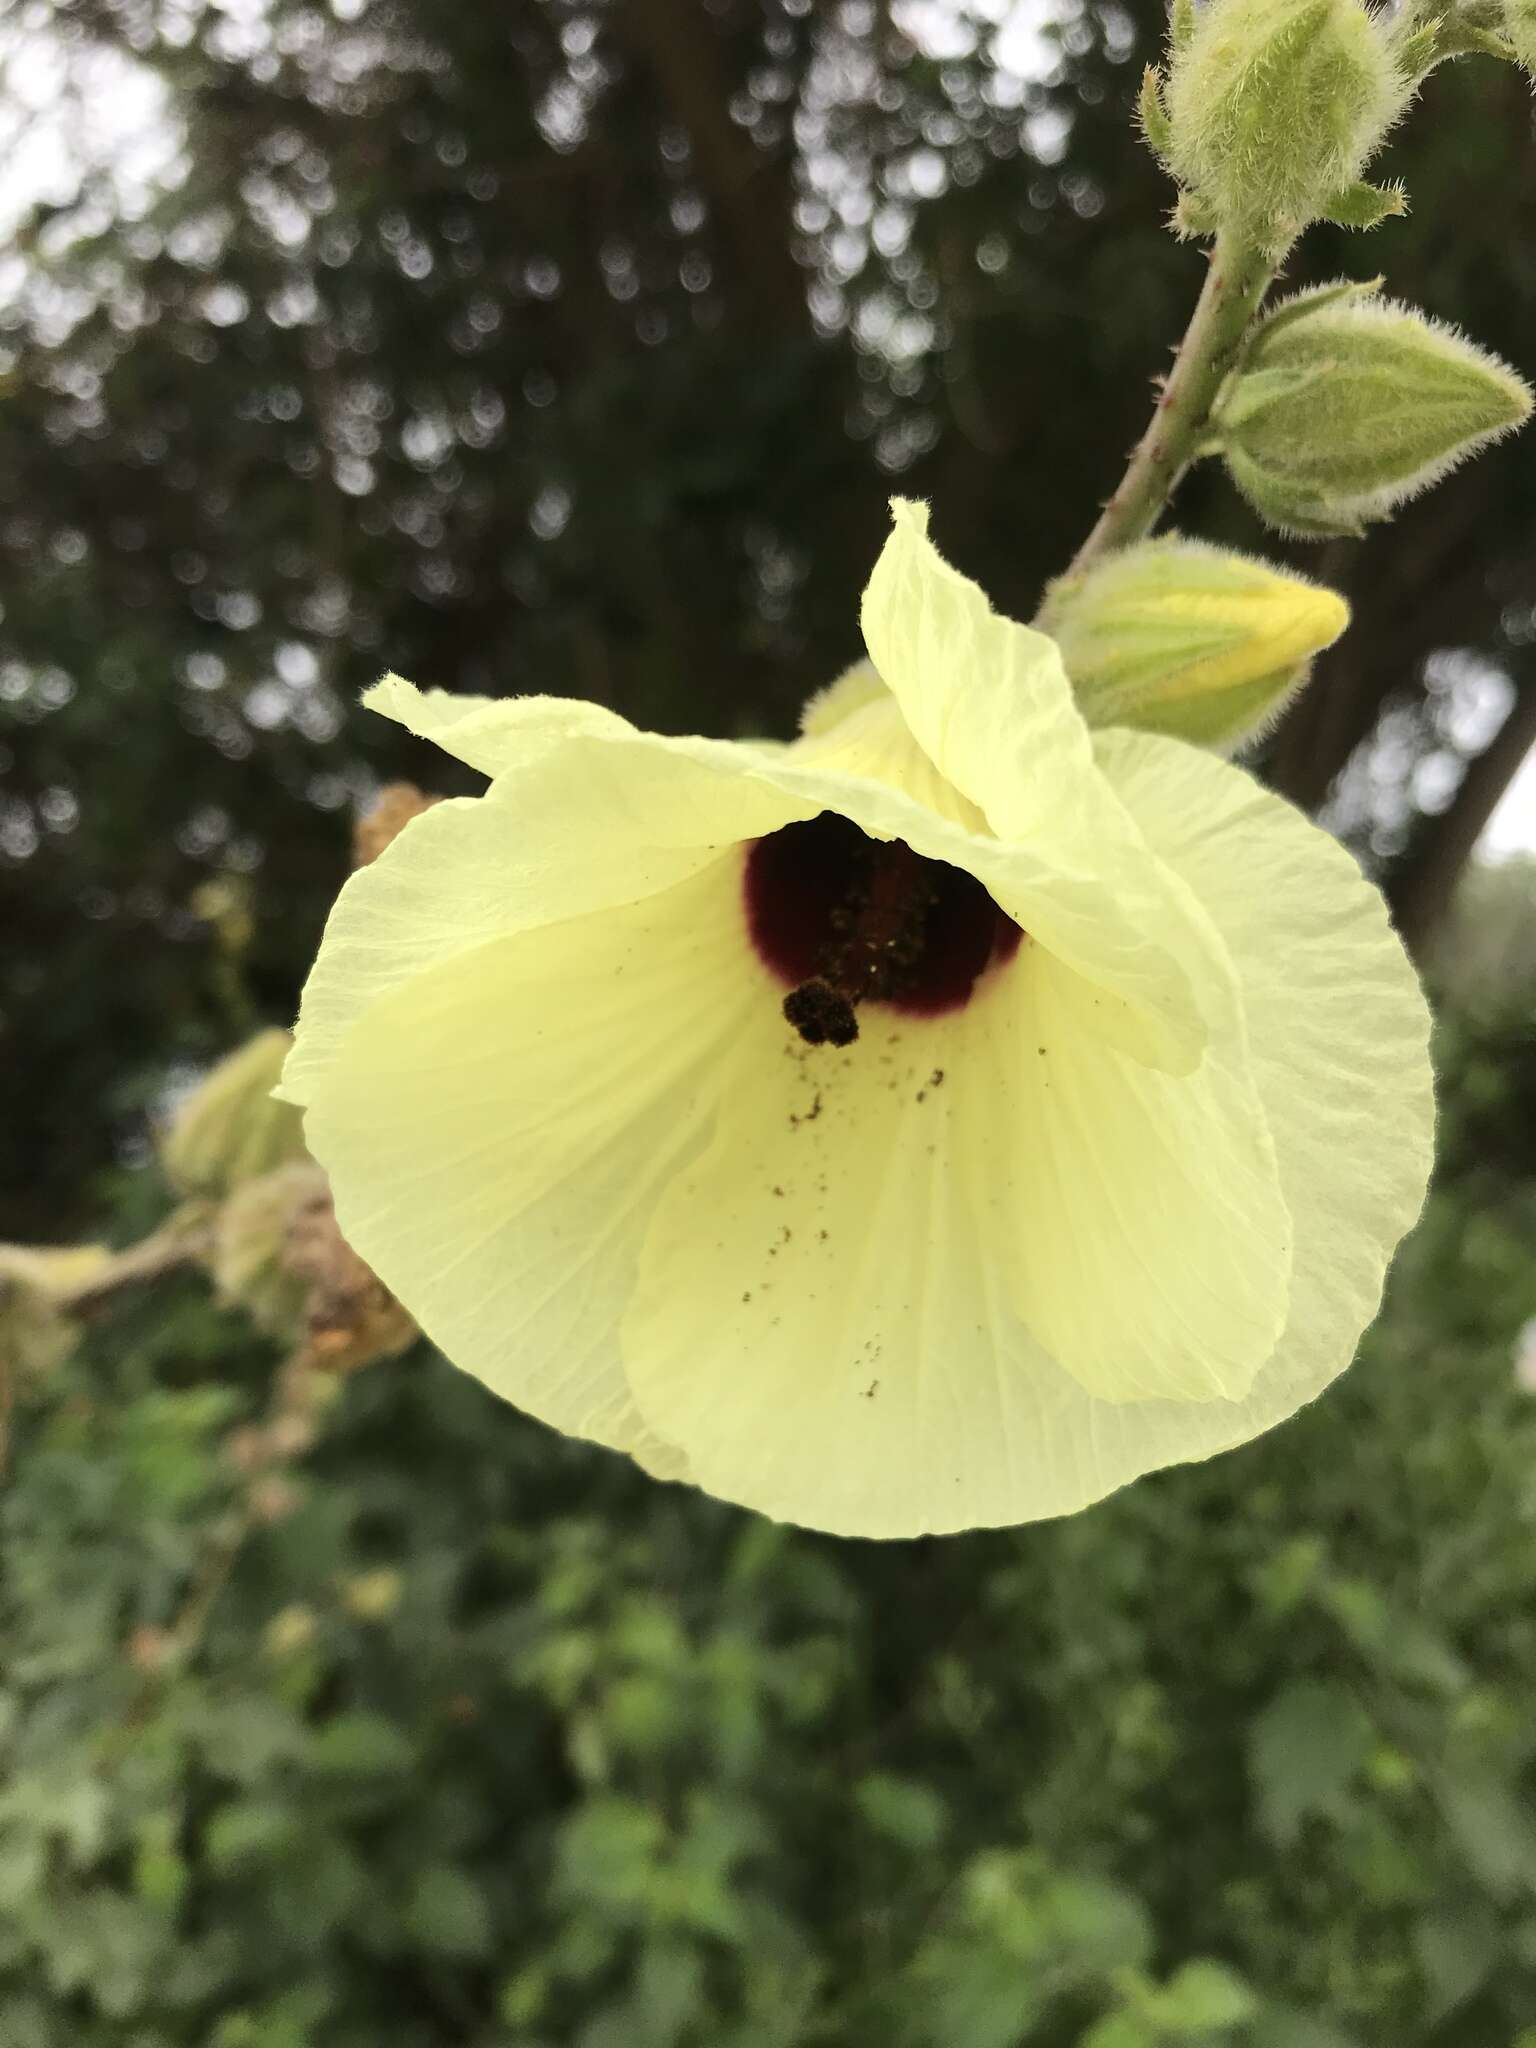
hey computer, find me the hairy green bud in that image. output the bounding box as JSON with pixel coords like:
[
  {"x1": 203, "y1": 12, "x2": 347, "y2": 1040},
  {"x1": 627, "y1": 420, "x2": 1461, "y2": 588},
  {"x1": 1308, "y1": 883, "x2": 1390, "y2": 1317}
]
[
  {"x1": 1213, "y1": 283, "x2": 1533, "y2": 535},
  {"x1": 1507, "y1": 0, "x2": 1536, "y2": 73},
  {"x1": 1039, "y1": 538, "x2": 1349, "y2": 752},
  {"x1": 1163, "y1": 0, "x2": 1410, "y2": 255},
  {"x1": 1138, "y1": 66, "x2": 1175, "y2": 167},
  {"x1": 160, "y1": 1028, "x2": 309, "y2": 1199}
]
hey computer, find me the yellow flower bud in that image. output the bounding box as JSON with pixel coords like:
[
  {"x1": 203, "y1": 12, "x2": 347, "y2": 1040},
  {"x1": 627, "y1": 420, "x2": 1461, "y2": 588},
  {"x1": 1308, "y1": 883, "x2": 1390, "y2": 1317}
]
[
  {"x1": 1214, "y1": 283, "x2": 1533, "y2": 536},
  {"x1": 160, "y1": 1029, "x2": 309, "y2": 1199},
  {"x1": 1040, "y1": 539, "x2": 1350, "y2": 752},
  {"x1": 1162, "y1": 0, "x2": 1408, "y2": 254}
]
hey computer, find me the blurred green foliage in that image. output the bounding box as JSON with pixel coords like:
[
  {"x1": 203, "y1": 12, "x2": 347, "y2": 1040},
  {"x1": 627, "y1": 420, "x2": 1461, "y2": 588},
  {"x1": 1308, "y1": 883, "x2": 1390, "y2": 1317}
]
[{"x1": 5, "y1": 1002, "x2": 1536, "y2": 2047}]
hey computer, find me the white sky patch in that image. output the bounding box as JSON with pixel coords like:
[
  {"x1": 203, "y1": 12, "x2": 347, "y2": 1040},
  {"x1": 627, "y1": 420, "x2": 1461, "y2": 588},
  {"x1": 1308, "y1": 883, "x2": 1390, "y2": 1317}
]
[
  {"x1": 1480, "y1": 738, "x2": 1536, "y2": 861},
  {"x1": 0, "y1": 14, "x2": 180, "y2": 252},
  {"x1": 895, "y1": 0, "x2": 1074, "y2": 76}
]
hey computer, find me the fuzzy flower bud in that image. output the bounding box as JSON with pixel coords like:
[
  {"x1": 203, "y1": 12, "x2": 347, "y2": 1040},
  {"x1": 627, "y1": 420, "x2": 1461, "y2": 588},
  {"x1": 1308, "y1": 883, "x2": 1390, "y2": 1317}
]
[
  {"x1": 1507, "y1": 0, "x2": 1536, "y2": 75},
  {"x1": 1039, "y1": 538, "x2": 1349, "y2": 753},
  {"x1": 1161, "y1": 0, "x2": 1408, "y2": 254},
  {"x1": 1213, "y1": 282, "x2": 1533, "y2": 536},
  {"x1": 160, "y1": 1029, "x2": 309, "y2": 1199},
  {"x1": 211, "y1": 1161, "x2": 329, "y2": 1336}
]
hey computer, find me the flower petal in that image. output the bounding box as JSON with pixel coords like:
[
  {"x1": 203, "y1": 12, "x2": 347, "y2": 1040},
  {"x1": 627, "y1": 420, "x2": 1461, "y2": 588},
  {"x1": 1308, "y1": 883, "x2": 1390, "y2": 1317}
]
[
  {"x1": 1092, "y1": 727, "x2": 1434, "y2": 1447},
  {"x1": 993, "y1": 939, "x2": 1290, "y2": 1404},
  {"x1": 859, "y1": 502, "x2": 1221, "y2": 1072},
  {"x1": 302, "y1": 858, "x2": 760, "y2": 1462},
  {"x1": 621, "y1": 903, "x2": 1291, "y2": 1536},
  {"x1": 365, "y1": 672, "x2": 638, "y2": 780},
  {"x1": 790, "y1": 688, "x2": 990, "y2": 830},
  {"x1": 279, "y1": 695, "x2": 806, "y2": 1108},
  {"x1": 860, "y1": 500, "x2": 1095, "y2": 836}
]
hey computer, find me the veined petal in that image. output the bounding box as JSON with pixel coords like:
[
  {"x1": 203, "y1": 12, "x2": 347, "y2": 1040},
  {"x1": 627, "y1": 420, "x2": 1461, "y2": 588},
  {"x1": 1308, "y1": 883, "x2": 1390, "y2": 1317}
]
[
  {"x1": 797, "y1": 660, "x2": 890, "y2": 738},
  {"x1": 989, "y1": 940, "x2": 1290, "y2": 1405},
  {"x1": 380, "y1": 666, "x2": 1226, "y2": 1075},
  {"x1": 366, "y1": 672, "x2": 639, "y2": 780},
  {"x1": 302, "y1": 858, "x2": 758, "y2": 1461},
  {"x1": 279, "y1": 700, "x2": 807, "y2": 1108},
  {"x1": 1091, "y1": 727, "x2": 1434, "y2": 1452},
  {"x1": 621, "y1": 904, "x2": 1290, "y2": 1537},
  {"x1": 858, "y1": 502, "x2": 1224, "y2": 1072},
  {"x1": 860, "y1": 499, "x2": 1096, "y2": 835}
]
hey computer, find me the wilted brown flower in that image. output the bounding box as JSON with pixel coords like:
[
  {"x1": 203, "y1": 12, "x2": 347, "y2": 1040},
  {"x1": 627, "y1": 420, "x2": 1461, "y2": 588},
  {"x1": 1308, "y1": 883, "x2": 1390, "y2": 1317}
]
[{"x1": 352, "y1": 781, "x2": 443, "y2": 868}]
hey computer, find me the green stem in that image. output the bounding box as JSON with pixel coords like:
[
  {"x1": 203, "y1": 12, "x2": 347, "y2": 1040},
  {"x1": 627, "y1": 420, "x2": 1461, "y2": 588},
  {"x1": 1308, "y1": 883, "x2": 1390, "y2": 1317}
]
[{"x1": 1067, "y1": 231, "x2": 1273, "y2": 576}]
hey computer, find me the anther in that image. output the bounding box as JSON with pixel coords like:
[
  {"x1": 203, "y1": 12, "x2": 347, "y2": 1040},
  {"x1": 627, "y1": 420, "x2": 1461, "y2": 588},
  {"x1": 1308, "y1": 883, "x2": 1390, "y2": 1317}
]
[{"x1": 783, "y1": 979, "x2": 860, "y2": 1047}]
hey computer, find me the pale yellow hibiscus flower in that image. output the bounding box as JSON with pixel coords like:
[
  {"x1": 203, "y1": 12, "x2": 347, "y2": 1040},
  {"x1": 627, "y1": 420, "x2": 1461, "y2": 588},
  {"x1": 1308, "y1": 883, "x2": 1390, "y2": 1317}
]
[{"x1": 279, "y1": 501, "x2": 1432, "y2": 1538}]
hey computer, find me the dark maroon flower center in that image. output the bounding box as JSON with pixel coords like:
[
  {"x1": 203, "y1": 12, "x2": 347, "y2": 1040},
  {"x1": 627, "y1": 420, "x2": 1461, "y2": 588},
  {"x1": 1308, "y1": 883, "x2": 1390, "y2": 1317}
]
[{"x1": 744, "y1": 812, "x2": 1023, "y2": 1047}]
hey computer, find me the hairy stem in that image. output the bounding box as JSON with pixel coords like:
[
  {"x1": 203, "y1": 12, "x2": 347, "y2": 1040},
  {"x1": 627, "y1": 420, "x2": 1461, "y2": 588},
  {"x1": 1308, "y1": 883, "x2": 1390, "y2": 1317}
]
[{"x1": 1067, "y1": 231, "x2": 1273, "y2": 575}]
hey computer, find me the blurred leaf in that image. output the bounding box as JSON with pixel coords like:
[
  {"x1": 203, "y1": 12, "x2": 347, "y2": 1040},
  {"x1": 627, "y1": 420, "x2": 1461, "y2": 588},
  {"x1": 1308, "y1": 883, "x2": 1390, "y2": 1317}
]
[
  {"x1": 1413, "y1": 1901, "x2": 1501, "y2": 2021},
  {"x1": 1151, "y1": 1959, "x2": 1260, "y2": 2032},
  {"x1": 405, "y1": 1868, "x2": 494, "y2": 1960},
  {"x1": 855, "y1": 1773, "x2": 948, "y2": 1851},
  {"x1": 1434, "y1": 1771, "x2": 1536, "y2": 1898},
  {"x1": 307, "y1": 1713, "x2": 415, "y2": 1779},
  {"x1": 1249, "y1": 1681, "x2": 1373, "y2": 1845}
]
